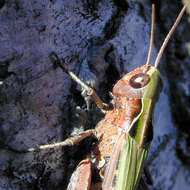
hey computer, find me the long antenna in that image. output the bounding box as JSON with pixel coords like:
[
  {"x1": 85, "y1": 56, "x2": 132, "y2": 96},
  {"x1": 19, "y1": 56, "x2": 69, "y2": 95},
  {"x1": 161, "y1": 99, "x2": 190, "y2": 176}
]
[
  {"x1": 146, "y1": 4, "x2": 155, "y2": 67},
  {"x1": 154, "y1": 5, "x2": 187, "y2": 68}
]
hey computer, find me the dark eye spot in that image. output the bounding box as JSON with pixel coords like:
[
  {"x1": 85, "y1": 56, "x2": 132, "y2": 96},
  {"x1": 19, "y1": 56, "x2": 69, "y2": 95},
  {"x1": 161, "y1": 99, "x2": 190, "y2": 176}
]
[{"x1": 129, "y1": 73, "x2": 150, "y2": 88}]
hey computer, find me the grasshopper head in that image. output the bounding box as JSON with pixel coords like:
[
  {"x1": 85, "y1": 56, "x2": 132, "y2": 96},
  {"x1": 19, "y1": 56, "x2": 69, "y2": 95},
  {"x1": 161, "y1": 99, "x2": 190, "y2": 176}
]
[{"x1": 112, "y1": 65, "x2": 163, "y2": 100}]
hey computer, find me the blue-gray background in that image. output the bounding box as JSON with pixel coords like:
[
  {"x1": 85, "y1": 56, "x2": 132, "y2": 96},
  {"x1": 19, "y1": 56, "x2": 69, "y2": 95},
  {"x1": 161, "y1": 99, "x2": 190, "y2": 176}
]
[{"x1": 0, "y1": 0, "x2": 189, "y2": 189}]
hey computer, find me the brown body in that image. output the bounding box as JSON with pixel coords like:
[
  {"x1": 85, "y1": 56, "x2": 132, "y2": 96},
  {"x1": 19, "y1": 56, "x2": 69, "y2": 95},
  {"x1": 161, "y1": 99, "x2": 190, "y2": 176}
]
[{"x1": 67, "y1": 66, "x2": 145, "y2": 190}]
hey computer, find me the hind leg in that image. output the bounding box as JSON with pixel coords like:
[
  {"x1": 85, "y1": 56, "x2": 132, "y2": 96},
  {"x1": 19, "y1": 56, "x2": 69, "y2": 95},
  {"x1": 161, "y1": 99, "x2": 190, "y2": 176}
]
[{"x1": 67, "y1": 158, "x2": 92, "y2": 190}]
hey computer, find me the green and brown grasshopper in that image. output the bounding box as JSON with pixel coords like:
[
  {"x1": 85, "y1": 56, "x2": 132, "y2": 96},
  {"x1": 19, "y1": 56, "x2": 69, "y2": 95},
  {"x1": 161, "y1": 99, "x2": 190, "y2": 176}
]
[{"x1": 29, "y1": 4, "x2": 186, "y2": 190}]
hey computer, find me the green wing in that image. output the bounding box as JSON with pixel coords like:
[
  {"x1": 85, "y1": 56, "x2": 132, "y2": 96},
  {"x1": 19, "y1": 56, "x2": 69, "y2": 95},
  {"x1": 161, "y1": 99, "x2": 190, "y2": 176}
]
[
  {"x1": 102, "y1": 133, "x2": 149, "y2": 190},
  {"x1": 115, "y1": 135, "x2": 149, "y2": 190}
]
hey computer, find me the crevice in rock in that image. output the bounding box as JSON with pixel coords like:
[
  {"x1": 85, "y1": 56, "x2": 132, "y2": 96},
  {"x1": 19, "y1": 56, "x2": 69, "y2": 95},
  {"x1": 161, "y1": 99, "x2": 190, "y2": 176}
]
[
  {"x1": 103, "y1": 0, "x2": 128, "y2": 40},
  {"x1": 176, "y1": 134, "x2": 190, "y2": 165},
  {"x1": 0, "y1": 0, "x2": 5, "y2": 9},
  {"x1": 0, "y1": 62, "x2": 15, "y2": 80},
  {"x1": 81, "y1": 0, "x2": 101, "y2": 18}
]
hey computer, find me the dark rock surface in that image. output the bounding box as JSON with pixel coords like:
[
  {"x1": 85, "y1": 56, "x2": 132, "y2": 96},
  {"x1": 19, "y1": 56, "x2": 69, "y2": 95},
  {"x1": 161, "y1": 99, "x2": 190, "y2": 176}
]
[{"x1": 0, "y1": 0, "x2": 189, "y2": 189}]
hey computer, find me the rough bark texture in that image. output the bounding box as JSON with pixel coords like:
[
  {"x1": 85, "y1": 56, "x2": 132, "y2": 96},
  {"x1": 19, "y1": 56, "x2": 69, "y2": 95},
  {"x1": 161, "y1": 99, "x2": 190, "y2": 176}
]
[{"x1": 0, "y1": 0, "x2": 190, "y2": 189}]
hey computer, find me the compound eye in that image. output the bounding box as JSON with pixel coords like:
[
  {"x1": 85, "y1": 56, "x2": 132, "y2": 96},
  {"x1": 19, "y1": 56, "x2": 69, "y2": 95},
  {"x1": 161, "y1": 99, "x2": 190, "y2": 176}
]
[{"x1": 129, "y1": 73, "x2": 150, "y2": 89}]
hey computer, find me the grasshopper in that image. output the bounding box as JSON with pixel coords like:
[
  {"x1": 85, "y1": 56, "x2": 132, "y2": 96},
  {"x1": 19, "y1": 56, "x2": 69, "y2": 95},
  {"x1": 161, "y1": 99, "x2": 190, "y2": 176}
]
[{"x1": 29, "y1": 4, "x2": 186, "y2": 190}]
